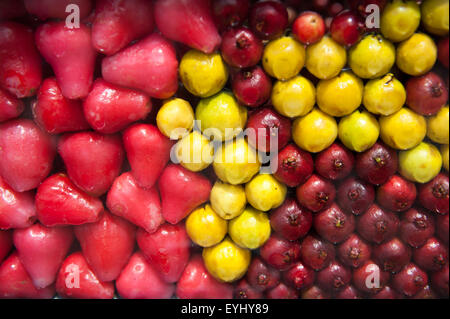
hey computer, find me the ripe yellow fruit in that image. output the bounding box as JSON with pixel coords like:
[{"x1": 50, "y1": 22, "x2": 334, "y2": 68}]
[
  {"x1": 421, "y1": 0, "x2": 449, "y2": 36},
  {"x1": 380, "y1": 0, "x2": 421, "y2": 42},
  {"x1": 174, "y1": 131, "x2": 214, "y2": 172},
  {"x1": 399, "y1": 142, "x2": 443, "y2": 183},
  {"x1": 396, "y1": 33, "x2": 437, "y2": 76},
  {"x1": 186, "y1": 204, "x2": 228, "y2": 248},
  {"x1": 427, "y1": 105, "x2": 449, "y2": 145},
  {"x1": 245, "y1": 174, "x2": 287, "y2": 212},
  {"x1": 338, "y1": 110, "x2": 380, "y2": 153},
  {"x1": 210, "y1": 181, "x2": 247, "y2": 220},
  {"x1": 229, "y1": 206, "x2": 271, "y2": 250},
  {"x1": 363, "y1": 73, "x2": 406, "y2": 116},
  {"x1": 156, "y1": 98, "x2": 194, "y2": 139}
]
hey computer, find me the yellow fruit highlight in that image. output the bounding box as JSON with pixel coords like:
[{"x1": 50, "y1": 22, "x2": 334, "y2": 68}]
[
  {"x1": 441, "y1": 144, "x2": 449, "y2": 172},
  {"x1": 396, "y1": 33, "x2": 437, "y2": 76},
  {"x1": 379, "y1": 108, "x2": 427, "y2": 150},
  {"x1": 317, "y1": 71, "x2": 364, "y2": 117},
  {"x1": 186, "y1": 204, "x2": 228, "y2": 248},
  {"x1": 174, "y1": 131, "x2": 214, "y2": 172},
  {"x1": 156, "y1": 98, "x2": 194, "y2": 139},
  {"x1": 263, "y1": 36, "x2": 305, "y2": 81},
  {"x1": 179, "y1": 50, "x2": 228, "y2": 98},
  {"x1": 271, "y1": 75, "x2": 316, "y2": 118},
  {"x1": 338, "y1": 110, "x2": 380, "y2": 153},
  {"x1": 421, "y1": 0, "x2": 449, "y2": 36},
  {"x1": 381, "y1": 0, "x2": 421, "y2": 42},
  {"x1": 399, "y1": 142, "x2": 443, "y2": 183},
  {"x1": 213, "y1": 137, "x2": 261, "y2": 185},
  {"x1": 305, "y1": 35, "x2": 347, "y2": 80},
  {"x1": 427, "y1": 105, "x2": 449, "y2": 145},
  {"x1": 229, "y1": 206, "x2": 271, "y2": 250},
  {"x1": 210, "y1": 181, "x2": 247, "y2": 220},
  {"x1": 363, "y1": 73, "x2": 406, "y2": 116},
  {"x1": 203, "y1": 237, "x2": 251, "y2": 283},
  {"x1": 292, "y1": 108, "x2": 338, "y2": 153},
  {"x1": 196, "y1": 91, "x2": 247, "y2": 141},
  {"x1": 245, "y1": 174, "x2": 287, "y2": 212}
]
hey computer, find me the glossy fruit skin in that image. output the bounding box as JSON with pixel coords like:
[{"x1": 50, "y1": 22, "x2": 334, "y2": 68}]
[
  {"x1": 412, "y1": 285, "x2": 439, "y2": 299},
  {"x1": 399, "y1": 142, "x2": 443, "y2": 184},
  {"x1": 337, "y1": 177, "x2": 375, "y2": 216},
  {"x1": 337, "y1": 234, "x2": 372, "y2": 268},
  {"x1": 102, "y1": 33, "x2": 179, "y2": 99},
  {"x1": 156, "y1": 98, "x2": 195, "y2": 140},
  {"x1": 246, "y1": 107, "x2": 291, "y2": 153},
  {"x1": 406, "y1": 72, "x2": 448, "y2": 116},
  {"x1": 83, "y1": 79, "x2": 151, "y2": 134},
  {"x1": 300, "y1": 235, "x2": 335, "y2": 271},
  {"x1": 260, "y1": 234, "x2": 301, "y2": 271},
  {"x1": 392, "y1": 263, "x2": 428, "y2": 297},
  {"x1": 246, "y1": 256, "x2": 280, "y2": 292},
  {"x1": 229, "y1": 206, "x2": 270, "y2": 249},
  {"x1": 316, "y1": 260, "x2": 352, "y2": 293},
  {"x1": 0, "y1": 119, "x2": 55, "y2": 192},
  {"x1": 353, "y1": 260, "x2": 391, "y2": 294},
  {"x1": 137, "y1": 223, "x2": 191, "y2": 284},
  {"x1": 431, "y1": 264, "x2": 449, "y2": 297},
  {"x1": 221, "y1": 27, "x2": 263, "y2": 68},
  {"x1": 314, "y1": 203, "x2": 356, "y2": 244},
  {"x1": 330, "y1": 10, "x2": 365, "y2": 47},
  {"x1": 249, "y1": 1, "x2": 288, "y2": 40},
  {"x1": 292, "y1": 11, "x2": 326, "y2": 45},
  {"x1": 283, "y1": 262, "x2": 315, "y2": 290},
  {"x1": 356, "y1": 142, "x2": 398, "y2": 186},
  {"x1": 380, "y1": 0, "x2": 421, "y2": 43},
  {"x1": 338, "y1": 110, "x2": 380, "y2": 153},
  {"x1": 296, "y1": 174, "x2": 336, "y2": 213},
  {"x1": 335, "y1": 285, "x2": 362, "y2": 299},
  {"x1": 33, "y1": 78, "x2": 89, "y2": 134},
  {"x1": 24, "y1": 0, "x2": 92, "y2": 20},
  {"x1": 377, "y1": 175, "x2": 417, "y2": 212},
  {"x1": 306, "y1": 36, "x2": 347, "y2": 80},
  {"x1": 418, "y1": 173, "x2": 449, "y2": 215},
  {"x1": 58, "y1": 131, "x2": 124, "y2": 197},
  {"x1": 0, "y1": 88, "x2": 24, "y2": 123},
  {"x1": 396, "y1": 33, "x2": 438, "y2": 77},
  {"x1": 316, "y1": 143, "x2": 355, "y2": 181},
  {"x1": 373, "y1": 238, "x2": 412, "y2": 273},
  {"x1": 436, "y1": 214, "x2": 449, "y2": 246},
  {"x1": 210, "y1": 181, "x2": 246, "y2": 220},
  {"x1": 371, "y1": 286, "x2": 401, "y2": 299},
  {"x1": 266, "y1": 282, "x2": 299, "y2": 299},
  {"x1": 234, "y1": 279, "x2": 263, "y2": 299},
  {"x1": 56, "y1": 252, "x2": 115, "y2": 299},
  {"x1": 438, "y1": 37, "x2": 449, "y2": 68},
  {"x1": 212, "y1": 0, "x2": 250, "y2": 33},
  {"x1": 187, "y1": 204, "x2": 227, "y2": 248},
  {"x1": 399, "y1": 208, "x2": 436, "y2": 249},
  {"x1": 363, "y1": 73, "x2": 406, "y2": 116},
  {"x1": 421, "y1": 0, "x2": 450, "y2": 36},
  {"x1": 232, "y1": 66, "x2": 272, "y2": 108},
  {"x1": 0, "y1": 230, "x2": 12, "y2": 264},
  {"x1": 272, "y1": 144, "x2": 314, "y2": 188},
  {"x1": 356, "y1": 204, "x2": 399, "y2": 244},
  {"x1": 0, "y1": 22, "x2": 42, "y2": 98},
  {"x1": 413, "y1": 237, "x2": 448, "y2": 272},
  {"x1": 270, "y1": 198, "x2": 313, "y2": 241},
  {"x1": 427, "y1": 105, "x2": 449, "y2": 145}
]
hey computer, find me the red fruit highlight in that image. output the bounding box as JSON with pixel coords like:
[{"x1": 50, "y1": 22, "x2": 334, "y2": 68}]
[
  {"x1": 299, "y1": 234, "x2": 335, "y2": 271},
  {"x1": 246, "y1": 256, "x2": 280, "y2": 292},
  {"x1": 0, "y1": 230, "x2": 12, "y2": 263},
  {"x1": 0, "y1": 119, "x2": 55, "y2": 192},
  {"x1": 377, "y1": 175, "x2": 417, "y2": 212},
  {"x1": 413, "y1": 285, "x2": 439, "y2": 299},
  {"x1": 154, "y1": 0, "x2": 221, "y2": 54},
  {"x1": 353, "y1": 260, "x2": 391, "y2": 294},
  {"x1": 249, "y1": 1, "x2": 288, "y2": 40},
  {"x1": 283, "y1": 262, "x2": 315, "y2": 290},
  {"x1": 316, "y1": 260, "x2": 352, "y2": 293},
  {"x1": 330, "y1": 10, "x2": 365, "y2": 47},
  {"x1": 0, "y1": 88, "x2": 24, "y2": 123},
  {"x1": 13, "y1": 223, "x2": 74, "y2": 288},
  {"x1": 335, "y1": 285, "x2": 362, "y2": 299},
  {"x1": 296, "y1": 174, "x2": 336, "y2": 212},
  {"x1": 314, "y1": 203, "x2": 356, "y2": 244},
  {"x1": 32, "y1": 77, "x2": 90, "y2": 134},
  {"x1": 356, "y1": 204, "x2": 399, "y2": 244},
  {"x1": 266, "y1": 282, "x2": 299, "y2": 299},
  {"x1": 373, "y1": 237, "x2": 412, "y2": 273},
  {"x1": 260, "y1": 234, "x2": 301, "y2": 271},
  {"x1": 116, "y1": 251, "x2": 175, "y2": 299},
  {"x1": 137, "y1": 223, "x2": 191, "y2": 284},
  {"x1": 0, "y1": 22, "x2": 42, "y2": 98},
  {"x1": 24, "y1": 0, "x2": 92, "y2": 20},
  {"x1": 337, "y1": 233, "x2": 372, "y2": 268},
  {"x1": 406, "y1": 72, "x2": 448, "y2": 116},
  {"x1": 232, "y1": 66, "x2": 272, "y2": 108},
  {"x1": 234, "y1": 279, "x2": 264, "y2": 299},
  {"x1": 273, "y1": 144, "x2": 314, "y2": 188},
  {"x1": 212, "y1": 0, "x2": 250, "y2": 32},
  {"x1": 36, "y1": 174, "x2": 103, "y2": 227},
  {"x1": 337, "y1": 177, "x2": 375, "y2": 216},
  {"x1": 315, "y1": 143, "x2": 355, "y2": 181},
  {"x1": 221, "y1": 27, "x2": 263, "y2": 68},
  {"x1": 371, "y1": 286, "x2": 401, "y2": 299},
  {"x1": 392, "y1": 263, "x2": 428, "y2": 297},
  {"x1": 413, "y1": 237, "x2": 448, "y2": 272},
  {"x1": 418, "y1": 173, "x2": 449, "y2": 215},
  {"x1": 292, "y1": 11, "x2": 326, "y2": 45},
  {"x1": 399, "y1": 208, "x2": 435, "y2": 248},
  {"x1": 36, "y1": 22, "x2": 97, "y2": 100}
]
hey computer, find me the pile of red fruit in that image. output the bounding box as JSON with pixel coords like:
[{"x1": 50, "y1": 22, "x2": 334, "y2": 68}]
[{"x1": 0, "y1": 0, "x2": 449, "y2": 300}]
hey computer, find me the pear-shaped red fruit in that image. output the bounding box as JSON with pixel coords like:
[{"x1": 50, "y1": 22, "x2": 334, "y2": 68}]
[
  {"x1": 56, "y1": 252, "x2": 115, "y2": 299},
  {"x1": 154, "y1": 0, "x2": 221, "y2": 54},
  {"x1": 116, "y1": 251, "x2": 175, "y2": 299},
  {"x1": 137, "y1": 223, "x2": 191, "y2": 283},
  {"x1": 0, "y1": 252, "x2": 55, "y2": 299},
  {"x1": 0, "y1": 88, "x2": 24, "y2": 123},
  {"x1": 13, "y1": 223, "x2": 74, "y2": 288},
  {"x1": 123, "y1": 124, "x2": 173, "y2": 189},
  {"x1": 107, "y1": 172, "x2": 164, "y2": 234},
  {"x1": 0, "y1": 230, "x2": 12, "y2": 264},
  {"x1": 159, "y1": 164, "x2": 212, "y2": 225},
  {"x1": 176, "y1": 255, "x2": 233, "y2": 299},
  {"x1": 74, "y1": 212, "x2": 135, "y2": 282}
]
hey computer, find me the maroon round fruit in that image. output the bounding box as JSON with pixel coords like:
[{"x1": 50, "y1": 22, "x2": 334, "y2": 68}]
[
  {"x1": 377, "y1": 175, "x2": 417, "y2": 212},
  {"x1": 349, "y1": 0, "x2": 387, "y2": 17},
  {"x1": 249, "y1": 1, "x2": 288, "y2": 40},
  {"x1": 373, "y1": 238, "x2": 412, "y2": 274},
  {"x1": 312, "y1": 0, "x2": 331, "y2": 12},
  {"x1": 315, "y1": 143, "x2": 355, "y2": 181},
  {"x1": 300, "y1": 234, "x2": 335, "y2": 271},
  {"x1": 438, "y1": 37, "x2": 449, "y2": 69},
  {"x1": 266, "y1": 282, "x2": 299, "y2": 299},
  {"x1": 392, "y1": 263, "x2": 428, "y2": 297},
  {"x1": 300, "y1": 285, "x2": 330, "y2": 299},
  {"x1": 413, "y1": 237, "x2": 448, "y2": 272},
  {"x1": 232, "y1": 66, "x2": 272, "y2": 107},
  {"x1": 356, "y1": 142, "x2": 398, "y2": 186},
  {"x1": 406, "y1": 72, "x2": 449, "y2": 116},
  {"x1": 337, "y1": 233, "x2": 372, "y2": 268},
  {"x1": 314, "y1": 203, "x2": 356, "y2": 244},
  {"x1": 330, "y1": 10, "x2": 365, "y2": 47},
  {"x1": 221, "y1": 27, "x2": 264, "y2": 68},
  {"x1": 212, "y1": 0, "x2": 250, "y2": 32},
  {"x1": 259, "y1": 234, "x2": 301, "y2": 271},
  {"x1": 272, "y1": 144, "x2": 314, "y2": 188},
  {"x1": 292, "y1": 11, "x2": 326, "y2": 45},
  {"x1": 234, "y1": 279, "x2": 264, "y2": 299},
  {"x1": 418, "y1": 173, "x2": 449, "y2": 216},
  {"x1": 371, "y1": 286, "x2": 402, "y2": 299},
  {"x1": 412, "y1": 285, "x2": 439, "y2": 299},
  {"x1": 356, "y1": 204, "x2": 399, "y2": 244},
  {"x1": 399, "y1": 208, "x2": 436, "y2": 248},
  {"x1": 246, "y1": 107, "x2": 291, "y2": 153},
  {"x1": 337, "y1": 177, "x2": 375, "y2": 216},
  {"x1": 316, "y1": 260, "x2": 352, "y2": 293},
  {"x1": 296, "y1": 174, "x2": 336, "y2": 212},
  {"x1": 431, "y1": 264, "x2": 449, "y2": 297},
  {"x1": 436, "y1": 213, "x2": 449, "y2": 246},
  {"x1": 353, "y1": 260, "x2": 391, "y2": 294},
  {"x1": 270, "y1": 197, "x2": 313, "y2": 241},
  {"x1": 335, "y1": 285, "x2": 362, "y2": 299},
  {"x1": 283, "y1": 262, "x2": 315, "y2": 290},
  {"x1": 246, "y1": 256, "x2": 280, "y2": 292}
]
